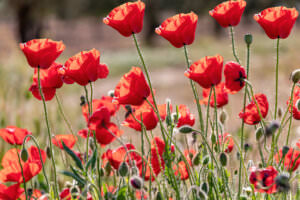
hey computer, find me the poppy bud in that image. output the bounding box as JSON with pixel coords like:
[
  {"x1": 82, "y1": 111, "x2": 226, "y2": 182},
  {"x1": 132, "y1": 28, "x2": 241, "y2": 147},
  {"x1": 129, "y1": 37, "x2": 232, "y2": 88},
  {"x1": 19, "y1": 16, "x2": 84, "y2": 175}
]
[
  {"x1": 46, "y1": 146, "x2": 52, "y2": 158},
  {"x1": 130, "y1": 176, "x2": 143, "y2": 190},
  {"x1": 27, "y1": 188, "x2": 33, "y2": 197},
  {"x1": 200, "y1": 182, "x2": 209, "y2": 194},
  {"x1": 100, "y1": 168, "x2": 105, "y2": 177},
  {"x1": 107, "y1": 90, "x2": 115, "y2": 97},
  {"x1": 197, "y1": 190, "x2": 207, "y2": 200},
  {"x1": 219, "y1": 110, "x2": 227, "y2": 124},
  {"x1": 118, "y1": 162, "x2": 129, "y2": 177},
  {"x1": 282, "y1": 146, "x2": 290, "y2": 156},
  {"x1": 125, "y1": 105, "x2": 132, "y2": 113},
  {"x1": 89, "y1": 138, "x2": 95, "y2": 151},
  {"x1": 275, "y1": 173, "x2": 290, "y2": 193},
  {"x1": 21, "y1": 148, "x2": 28, "y2": 162},
  {"x1": 171, "y1": 112, "x2": 179, "y2": 124},
  {"x1": 219, "y1": 152, "x2": 227, "y2": 166},
  {"x1": 202, "y1": 155, "x2": 210, "y2": 165},
  {"x1": 80, "y1": 95, "x2": 86, "y2": 106},
  {"x1": 291, "y1": 69, "x2": 300, "y2": 84},
  {"x1": 211, "y1": 134, "x2": 216, "y2": 144},
  {"x1": 244, "y1": 143, "x2": 251, "y2": 152},
  {"x1": 255, "y1": 127, "x2": 264, "y2": 141},
  {"x1": 192, "y1": 152, "x2": 201, "y2": 166},
  {"x1": 244, "y1": 34, "x2": 253, "y2": 45},
  {"x1": 296, "y1": 99, "x2": 300, "y2": 111},
  {"x1": 278, "y1": 107, "x2": 283, "y2": 118},
  {"x1": 178, "y1": 125, "x2": 193, "y2": 134},
  {"x1": 131, "y1": 165, "x2": 139, "y2": 176},
  {"x1": 265, "y1": 120, "x2": 280, "y2": 137},
  {"x1": 155, "y1": 191, "x2": 163, "y2": 200}
]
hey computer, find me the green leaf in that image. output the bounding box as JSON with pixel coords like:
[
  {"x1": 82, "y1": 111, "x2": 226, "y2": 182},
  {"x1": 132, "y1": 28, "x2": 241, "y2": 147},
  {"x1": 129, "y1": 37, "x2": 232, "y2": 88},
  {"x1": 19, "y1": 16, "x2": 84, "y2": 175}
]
[
  {"x1": 85, "y1": 148, "x2": 97, "y2": 170},
  {"x1": 62, "y1": 141, "x2": 84, "y2": 170},
  {"x1": 116, "y1": 186, "x2": 127, "y2": 200},
  {"x1": 60, "y1": 170, "x2": 86, "y2": 186}
]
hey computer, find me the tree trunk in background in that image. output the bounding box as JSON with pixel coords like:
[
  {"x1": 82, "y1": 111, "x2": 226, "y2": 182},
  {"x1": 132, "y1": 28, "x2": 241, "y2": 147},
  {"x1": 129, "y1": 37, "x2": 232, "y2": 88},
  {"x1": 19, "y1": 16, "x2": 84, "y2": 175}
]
[{"x1": 9, "y1": 0, "x2": 45, "y2": 42}]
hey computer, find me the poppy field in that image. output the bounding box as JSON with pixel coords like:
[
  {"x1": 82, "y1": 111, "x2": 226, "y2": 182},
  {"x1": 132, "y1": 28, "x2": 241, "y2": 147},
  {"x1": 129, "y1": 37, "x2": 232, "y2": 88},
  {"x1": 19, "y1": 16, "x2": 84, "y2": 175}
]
[{"x1": 2, "y1": 0, "x2": 300, "y2": 199}]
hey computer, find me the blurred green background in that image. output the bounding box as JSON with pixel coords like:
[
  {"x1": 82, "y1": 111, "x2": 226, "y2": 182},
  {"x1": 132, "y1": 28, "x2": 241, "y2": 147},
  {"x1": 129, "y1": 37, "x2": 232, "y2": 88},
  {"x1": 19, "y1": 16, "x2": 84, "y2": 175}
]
[{"x1": 0, "y1": 0, "x2": 300, "y2": 176}]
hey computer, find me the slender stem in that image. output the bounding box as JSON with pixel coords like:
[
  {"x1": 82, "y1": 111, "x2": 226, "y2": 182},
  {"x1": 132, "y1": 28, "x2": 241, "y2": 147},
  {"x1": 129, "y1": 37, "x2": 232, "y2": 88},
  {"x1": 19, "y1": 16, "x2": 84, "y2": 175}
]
[
  {"x1": 274, "y1": 38, "x2": 280, "y2": 120},
  {"x1": 84, "y1": 86, "x2": 91, "y2": 163},
  {"x1": 37, "y1": 67, "x2": 59, "y2": 198},
  {"x1": 183, "y1": 45, "x2": 204, "y2": 132},
  {"x1": 16, "y1": 146, "x2": 28, "y2": 200},
  {"x1": 205, "y1": 88, "x2": 213, "y2": 138},
  {"x1": 212, "y1": 85, "x2": 220, "y2": 152},
  {"x1": 230, "y1": 26, "x2": 241, "y2": 64},
  {"x1": 285, "y1": 83, "x2": 296, "y2": 145},
  {"x1": 55, "y1": 94, "x2": 75, "y2": 135}
]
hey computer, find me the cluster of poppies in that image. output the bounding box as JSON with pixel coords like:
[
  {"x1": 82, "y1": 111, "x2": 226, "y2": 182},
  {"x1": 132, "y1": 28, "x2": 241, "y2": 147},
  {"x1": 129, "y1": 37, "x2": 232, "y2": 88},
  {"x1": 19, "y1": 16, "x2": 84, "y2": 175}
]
[{"x1": 1, "y1": 0, "x2": 300, "y2": 199}]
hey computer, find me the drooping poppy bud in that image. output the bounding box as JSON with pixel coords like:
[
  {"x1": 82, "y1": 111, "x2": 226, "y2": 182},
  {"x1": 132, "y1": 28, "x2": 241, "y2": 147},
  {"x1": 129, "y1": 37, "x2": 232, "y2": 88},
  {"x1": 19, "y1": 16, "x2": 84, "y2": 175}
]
[{"x1": 224, "y1": 62, "x2": 247, "y2": 94}]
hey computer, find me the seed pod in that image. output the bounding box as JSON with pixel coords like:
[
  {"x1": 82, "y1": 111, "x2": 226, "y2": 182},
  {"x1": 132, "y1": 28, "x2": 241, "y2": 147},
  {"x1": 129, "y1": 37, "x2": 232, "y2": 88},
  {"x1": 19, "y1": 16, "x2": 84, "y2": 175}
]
[
  {"x1": 219, "y1": 152, "x2": 227, "y2": 166},
  {"x1": 118, "y1": 162, "x2": 129, "y2": 177},
  {"x1": 178, "y1": 125, "x2": 193, "y2": 134},
  {"x1": 130, "y1": 176, "x2": 143, "y2": 190},
  {"x1": 291, "y1": 69, "x2": 300, "y2": 84},
  {"x1": 21, "y1": 148, "x2": 28, "y2": 162},
  {"x1": 244, "y1": 34, "x2": 253, "y2": 45},
  {"x1": 219, "y1": 110, "x2": 227, "y2": 124},
  {"x1": 255, "y1": 127, "x2": 264, "y2": 141}
]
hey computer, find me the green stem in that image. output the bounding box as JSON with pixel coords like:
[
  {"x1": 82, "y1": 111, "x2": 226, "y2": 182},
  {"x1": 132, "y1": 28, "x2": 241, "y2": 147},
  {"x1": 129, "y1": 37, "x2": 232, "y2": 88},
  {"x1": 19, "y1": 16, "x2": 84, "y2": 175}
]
[
  {"x1": 230, "y1": 26, "x2": 241, "y2": 64},
  {"x1": 285, "y1": 83, "x2": 296, "y2": 145},
  {"x1": 212, "y1": 85, "x2": 220, "y2": 152},
  {"x1": 16, "y1": 146, "x2": 28, "y2": 200},
  {"x1": 183, "y1": 45, "x2": 204, "y2": 132},
  {"x1": 84, "y1": 85, "x2": 91, "y2": 163},
  {"x1": 274, "y1": 38, "x2": 280, "y2": 120},
  {"x1": 37, "y1": 67, "x2": 59, "y2": 198}
]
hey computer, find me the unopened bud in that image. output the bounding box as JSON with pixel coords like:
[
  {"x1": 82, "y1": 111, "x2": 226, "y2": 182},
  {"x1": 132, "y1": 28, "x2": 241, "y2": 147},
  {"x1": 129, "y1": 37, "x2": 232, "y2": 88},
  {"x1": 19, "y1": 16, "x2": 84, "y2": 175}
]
[
  {"x1": 155, "y1": 191, "x2": 163, "y2": 200},
  {"x1": 244, "y1": 34, "x2": 253, "y2": 45},
  {"x1": 278, "y1": 107, "x2": 283, "y2": 118},
  {"x1": 219, "y1": 152, "x2": 227, "y2": 166},
  {"x1": 275, "y1": 173, "x2": 290, "y2": 193},
  {"x1": 107, "y1": 90, "x2": 115, "y2": 97},
  {"x1": 192, "y1": 152, "x2": 201, "y2": 166},
  {"x1": 211, "y1": 134, "x2": 216, "y2": 144},
  {"x1": 265, "y1": 121, "x2": 280, "y2": 137},
  {"x1": 200, "y1": 182, "x2": 209, "y2": 194},
  {"x1": 178, "y1": 125, "x2": 193, "y2": 134},
  {"x1": 219, "y1": 110, "x2": 227, "y2": 124},
  {"x1": 130, "y1": 176, "x2": 143, "y2": 190},
  {"x1": 118, "y1": 162, "x2": 129, "y2": 177},
  {"x1": 255, "y1": 127, "x2": 264, "y2": 141},
  {"x1": 21, "y1": 148, "x2": 28, "y2": 162},
  {"x1": 80, "y1": 95, "x2": 86, "y2": 106},
  {"x1": 202, "y1": 155, "x2": 210, "y2": 165},
  {"x1": 131, "y1": 165, "x2": 139, "y2": 175},
  {"x1": 244, "y1": 143, "x2": 251, "y2": 152},
  {"x1": 296, "y1": 99, "x2": 300, "y2": 111},
  {"x1": 46, "y1": 146, "x2": 52, "y2": 158},
  {"x1": 291, "y1": 69, "x2": 300, "y2": 84},
  {"x1": 282, "y1": 146, "x2": 290, "y2": 156}
]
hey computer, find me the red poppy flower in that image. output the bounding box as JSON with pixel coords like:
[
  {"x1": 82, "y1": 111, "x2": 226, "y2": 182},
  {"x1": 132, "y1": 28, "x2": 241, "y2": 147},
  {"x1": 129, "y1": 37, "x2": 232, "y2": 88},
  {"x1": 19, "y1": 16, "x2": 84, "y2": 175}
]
[
  {"x1": 29, "y1": 62, "x2": 64, "y2": 101},
  {"x1": 173, "y1": 161, "x2": 189, "y2": 180},
  {"x1": 176, "y1": 105, "x2": 195, "y2": 128},
  {"x1": 60, "y1": 188, "x2": 71, "y2": 200},
  {"x1": 209, "y1": 0, "x2": 246, "y2": 28},
  {"x1": 20, "y1": 39, "x2": 65, "y2": 69},
  {"x1": 249, "y1": 166, "x2": 278, "y2": 194},
  {"x1": 151, "y1": 137, "x2": 165, "y2": 176},
  {"x1": 59, "y1": 49, "x2": 109, "y2": 86},
  {"x1": 103, "y1": 1, "x2": 145, "y2": 37},
  {"x1": 82, "y1": 96, "x2": 119, "y2": 122},
  {"x1": 254, "y1": 7, "x2": 299, "y2": 39},
  {"x1": 224, "y1": 62, "x2": 246, "y2": 94},
  {"x1": 275, "y1": 148, "x2": 300, "y2": 172},
  {"x1": 287, "y1": 85, "x2": 300, "y2": 120},
  {"x1": 52, "y1": 134, "x2": 77, "y2": 149},
  {"x1": 105, "y1": 144, "x2": 142, "y2": 170},
  {"x1": 20, "y1": 189, "x2": 45, "y2": 200},
  {"x1": 77, "y1": 129, "x2": 93, "y2": 139},
  {"x1": 239, "y1": 93, "x2": 269, "y2": 125},
  {"x1": 114, "y1": 67, "x2": 150, "y2": 106},
  {"x1": 0, "y1": 126, "x2": 32, "y2": 145},
  {"x1": 158, "y1": 103, "x2": 172, "y2": 121},
  {"x1": 218, "y1": 133, "x2": 234, "y2": 153},
  {"x1": 184, "y1": 55, "x2": 223, "y2": 88},
  {"x1": 0, "y1": 184, "x2": 24, "y2": 200},
  {"x1": 155, "y1": 12, "x2": 198, "y2": 48},
  {"x1": 0, "y1": 146, "x2": 46, "y2": 183},
  {"x1": 201, "y1": 82, "x2": 229, "y2": 108},
  {"x1": 88, "y1": 107, "x2": 123, "y2": 147},
  {"x1": 122, "y1": 103, "x2": 158, "y2": 131}
]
